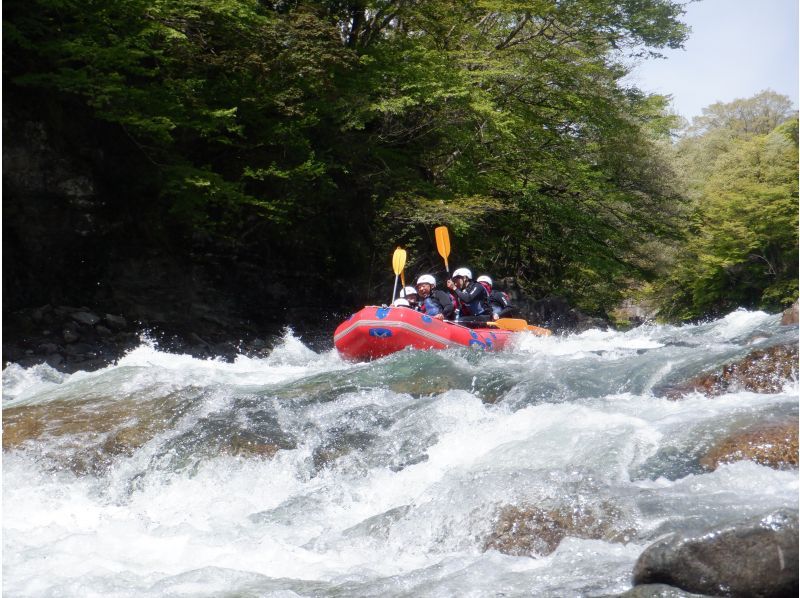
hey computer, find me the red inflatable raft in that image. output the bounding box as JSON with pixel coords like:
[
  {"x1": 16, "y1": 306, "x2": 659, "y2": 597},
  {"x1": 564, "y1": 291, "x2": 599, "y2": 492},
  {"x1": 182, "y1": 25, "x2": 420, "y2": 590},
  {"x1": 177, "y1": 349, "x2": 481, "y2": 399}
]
[{"x1": 334, "y1": 305, "x2": 518, "y2": 361}]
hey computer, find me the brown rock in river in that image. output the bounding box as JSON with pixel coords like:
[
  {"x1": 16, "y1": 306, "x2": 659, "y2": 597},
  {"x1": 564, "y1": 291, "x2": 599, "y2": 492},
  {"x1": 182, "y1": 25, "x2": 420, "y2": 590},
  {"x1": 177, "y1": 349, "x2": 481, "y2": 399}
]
[
  {"x1": 663, "y1": 344, "x2": 797, "y2": 399},
  {"x1": 780, "y1": 300, "x2": 798, "y2": 325},
  {"x1": 2, "y1": 395, "x2": 190, "y2": 474},
  {"x1": 483, "y1": 502, "x2": 634, "y2": 557},
  {"x1": 700, "y1": 421, "x2": 798, "y2": 471}
]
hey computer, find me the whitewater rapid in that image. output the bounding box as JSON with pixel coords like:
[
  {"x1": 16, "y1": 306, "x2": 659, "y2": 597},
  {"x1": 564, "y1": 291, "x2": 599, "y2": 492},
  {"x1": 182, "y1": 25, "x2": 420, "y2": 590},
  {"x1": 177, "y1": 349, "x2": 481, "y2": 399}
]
[{"x1": 3, "y1": 310, "x2": 798, "y2": 596}]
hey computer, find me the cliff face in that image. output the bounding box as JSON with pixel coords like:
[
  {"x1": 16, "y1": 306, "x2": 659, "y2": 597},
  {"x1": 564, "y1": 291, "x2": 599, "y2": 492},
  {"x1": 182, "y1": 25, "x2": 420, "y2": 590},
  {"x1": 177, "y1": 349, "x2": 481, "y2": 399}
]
[
  {"x1": 2, "y1": 97, "x2": 357, "y2": 363},
  {"x1": 4, "y1": 116, "x2": 110, "y2": 310}
]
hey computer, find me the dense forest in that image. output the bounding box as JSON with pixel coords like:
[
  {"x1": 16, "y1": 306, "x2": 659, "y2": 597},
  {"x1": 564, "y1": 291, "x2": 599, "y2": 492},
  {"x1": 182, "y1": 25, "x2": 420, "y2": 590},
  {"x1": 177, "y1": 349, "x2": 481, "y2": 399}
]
[{"x1": 3, "y1": 0, "x2": 797, "y2": 339}]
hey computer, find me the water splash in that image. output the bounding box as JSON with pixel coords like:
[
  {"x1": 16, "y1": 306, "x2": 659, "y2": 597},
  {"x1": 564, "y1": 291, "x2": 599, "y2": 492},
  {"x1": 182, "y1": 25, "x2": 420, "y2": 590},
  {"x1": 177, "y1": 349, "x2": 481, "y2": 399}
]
[{"x1": 3, "y1": 311, "x2": 797, "y2": 597}]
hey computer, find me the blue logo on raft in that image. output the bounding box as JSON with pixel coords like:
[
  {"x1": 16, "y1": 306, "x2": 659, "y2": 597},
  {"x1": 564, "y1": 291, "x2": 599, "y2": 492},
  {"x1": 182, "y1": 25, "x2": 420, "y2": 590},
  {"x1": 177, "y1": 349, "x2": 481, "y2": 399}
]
[
  {"x1": 369, "y1": 328, "x2": 393, "y2": 338},
  {"x1": 421, "y1": 315, "x2": 432, "y2": 324},
  {"x1": 468, "y1": 333, "x2": 494, "y2": 351},
  {"x1": 376, "y1": 307, "x2": 390, "y2": 319}
]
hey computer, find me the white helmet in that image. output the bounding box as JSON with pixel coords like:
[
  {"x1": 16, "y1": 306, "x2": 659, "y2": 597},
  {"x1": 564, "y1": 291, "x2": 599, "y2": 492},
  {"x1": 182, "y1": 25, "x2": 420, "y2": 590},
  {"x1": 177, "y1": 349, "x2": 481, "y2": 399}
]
[
  {"x1": 452, "y1": 267, "x2": 472, "y2": 280},
  {"x1": 392, "y1": 298, "x2": 410, "y2": 307},
  {"x1": 477, "y1": 275, "x2": 492, "y2": 286},
  {"x1": 401, "y1": 286, "x2": 418, "y2": 297},
  {"x1": 416, "y1": 274, "x2": 436, "y2": 286}
]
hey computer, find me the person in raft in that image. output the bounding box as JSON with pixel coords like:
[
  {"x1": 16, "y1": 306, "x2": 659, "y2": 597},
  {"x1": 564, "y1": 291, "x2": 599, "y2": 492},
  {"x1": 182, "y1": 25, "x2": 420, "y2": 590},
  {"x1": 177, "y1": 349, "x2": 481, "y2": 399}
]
[
  {"x1": 446, "y1": 268, "x2": 493, "y2": 324},
  {"x1": 399, "y1": 286, "x2": 420, "y2": 310},
  {"x1": 392, "y1": 298, "x2": 412, "y2": 308},
  {"x1": 476, "y1": 275, "x2": 515, "y2": 319},
  {"x1": 415, "y1": 274, "x2": 455, "y2": 320}
]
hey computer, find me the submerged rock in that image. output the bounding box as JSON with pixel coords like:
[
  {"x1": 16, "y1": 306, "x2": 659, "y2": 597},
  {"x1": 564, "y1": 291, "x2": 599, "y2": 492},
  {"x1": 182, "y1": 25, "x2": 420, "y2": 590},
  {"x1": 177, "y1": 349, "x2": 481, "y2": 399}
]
[
  {"x1": 483, "y1": 502, "x2": 634, "y2": 557},
  {"x1": 2, "y1": 394, "x2": 193, "y2": 474},
  {"x1": 700, "y1": 421, "x2": 798, "y2": 471},
  {"x1": 663, "y1": 344, "x2": 798, "y2": 399},
  {"x1": 632, "y1": 508, "x2": 799, "y2": 597}
]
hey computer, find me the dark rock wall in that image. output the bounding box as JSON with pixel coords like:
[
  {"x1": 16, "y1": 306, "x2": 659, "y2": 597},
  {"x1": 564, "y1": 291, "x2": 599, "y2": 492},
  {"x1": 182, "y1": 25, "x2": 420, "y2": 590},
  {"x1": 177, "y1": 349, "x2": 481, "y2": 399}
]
[{"x1": 3, "y1": 98, "x2": 354, "y2": 358}]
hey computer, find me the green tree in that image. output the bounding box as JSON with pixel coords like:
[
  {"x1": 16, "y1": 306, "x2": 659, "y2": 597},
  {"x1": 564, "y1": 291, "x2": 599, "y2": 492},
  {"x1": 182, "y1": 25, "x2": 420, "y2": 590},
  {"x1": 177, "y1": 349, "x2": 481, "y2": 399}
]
[
  {"x1": 654, "y1": 96, "x2": 798, "y2": 319},
  {"x1": 4, "y1": 0, "x2": 692, "y2": 309}
]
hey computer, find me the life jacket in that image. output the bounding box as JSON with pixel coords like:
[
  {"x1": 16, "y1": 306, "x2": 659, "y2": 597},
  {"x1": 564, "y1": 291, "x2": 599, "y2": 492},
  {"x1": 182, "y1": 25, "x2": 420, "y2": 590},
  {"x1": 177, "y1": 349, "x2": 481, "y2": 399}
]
[
  {"x1": 488, "y1": 290, "x2": 511, "y2": 309},
  {"x1": 455, "y1": 281, "x2": 490, "y2": 317},
  {"x1": 478, "y1": 281, "x2": 492, "y2": 297},
  {"x1": 448, "y1": 289, "x2": 462, "y2": 315},
  {"x1": 488, "y1": 289, "x2": 512, "y2": 316},
  {"x1": 419, "y1": 289, "x2": 456, "y2": 319}
]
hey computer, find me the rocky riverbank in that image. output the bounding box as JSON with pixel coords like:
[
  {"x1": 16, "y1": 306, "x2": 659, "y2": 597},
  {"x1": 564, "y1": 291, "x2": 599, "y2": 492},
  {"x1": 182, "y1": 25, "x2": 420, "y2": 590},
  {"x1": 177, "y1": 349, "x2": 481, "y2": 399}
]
[
  {"x1": 1, "y1": 303, "x2": 284, "y2": 374},
  {"x1": 2, "y1": 293, "x2": 612, "y2": 374}
]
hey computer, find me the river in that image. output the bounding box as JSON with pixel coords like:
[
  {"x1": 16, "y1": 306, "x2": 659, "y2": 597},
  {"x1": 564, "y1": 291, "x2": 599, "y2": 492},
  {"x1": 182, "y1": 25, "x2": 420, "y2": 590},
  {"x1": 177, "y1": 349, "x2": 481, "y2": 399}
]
[{"x1": 3, "y1": 309, "x2": 798, "y2": 597}]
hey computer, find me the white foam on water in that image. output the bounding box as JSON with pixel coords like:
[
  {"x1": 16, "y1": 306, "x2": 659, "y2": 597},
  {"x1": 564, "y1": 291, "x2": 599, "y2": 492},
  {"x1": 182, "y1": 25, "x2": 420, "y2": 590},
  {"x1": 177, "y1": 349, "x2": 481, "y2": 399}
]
[
  {"x1": 513, "y1": 326, "x2": 665, "y2": 358},
  {"x1": 2, "y1": 330, "x2": 357, "y2": 408},
  {"x1": 2, "y1": 310, "x2": 797, "y2": 596},
  {"x1": 115, "y1": 329, "x2": 351, "y2": 387},
  {"x1": 704, "y1": 308, "x2": 775, "y2": 340},
  {"x1": 2, "y1": 361, "x2": 69, "y2": 402}
]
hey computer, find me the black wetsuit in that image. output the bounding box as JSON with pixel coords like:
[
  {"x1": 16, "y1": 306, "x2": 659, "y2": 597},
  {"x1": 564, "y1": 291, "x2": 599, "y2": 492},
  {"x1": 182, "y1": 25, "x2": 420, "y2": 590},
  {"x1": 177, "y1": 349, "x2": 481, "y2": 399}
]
[
  {"x1": 488, "y1": 290, "x2": 514, "y2": 319},
  {"x1": 452, "y1": 281, "x2": 492, "y2": 322}
]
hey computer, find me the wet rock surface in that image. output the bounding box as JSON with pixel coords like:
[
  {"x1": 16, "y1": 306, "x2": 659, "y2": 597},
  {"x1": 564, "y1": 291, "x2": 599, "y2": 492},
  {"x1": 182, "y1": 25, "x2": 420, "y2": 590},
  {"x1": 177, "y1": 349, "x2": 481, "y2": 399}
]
[
  {"x1": 780, "y1": 300, "x2": 798, "y2": 325},
  {"x1": 608, "y1": 583, "x2": 712, "y2": 597},
  {"x1": 483, "y1": 502, "x2": 634, "y2": 557},
  {"x1": 2, "y1": 393, "x2": 291, "y2": 474},
  {"x1": 700, "y1": 420, "x2": 799, "y2": 471},
  {"x1": 661, "y1": 344, "x2": 798, "y2": 399},
  {"x1": 632, "y1": 508, "x2": 799, "y2": 598}
]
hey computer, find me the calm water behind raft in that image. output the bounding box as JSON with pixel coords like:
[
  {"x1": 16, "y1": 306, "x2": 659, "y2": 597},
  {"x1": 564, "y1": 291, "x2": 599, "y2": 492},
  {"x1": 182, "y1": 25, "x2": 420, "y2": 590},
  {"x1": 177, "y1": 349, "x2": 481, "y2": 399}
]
[{"x1": 3, "y1": 310, "x2": 798, "y2": 597}]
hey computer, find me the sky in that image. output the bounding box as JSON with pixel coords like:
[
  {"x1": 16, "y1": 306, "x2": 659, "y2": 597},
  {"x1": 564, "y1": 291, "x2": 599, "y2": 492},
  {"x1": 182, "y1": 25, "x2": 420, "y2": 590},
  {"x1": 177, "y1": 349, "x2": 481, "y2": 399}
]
[{"x1": 625, "y1": 0, "x2": 799, "y2": 122}]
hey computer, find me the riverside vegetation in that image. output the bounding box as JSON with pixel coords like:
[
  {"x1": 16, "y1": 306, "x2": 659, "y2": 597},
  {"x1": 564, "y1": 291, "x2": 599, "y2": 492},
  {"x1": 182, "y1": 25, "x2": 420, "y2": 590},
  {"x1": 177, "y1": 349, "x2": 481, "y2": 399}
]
[{"x1": 4, "y1": 1, "x2": 797, "y2": 361}]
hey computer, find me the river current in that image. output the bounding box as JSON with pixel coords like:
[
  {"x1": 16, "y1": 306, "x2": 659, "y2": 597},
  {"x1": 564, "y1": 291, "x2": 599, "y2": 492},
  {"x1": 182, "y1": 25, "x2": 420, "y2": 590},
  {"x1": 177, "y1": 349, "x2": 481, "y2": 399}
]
[{"x1": 3, "y1": 309, "x2": 798, "y2": 597}]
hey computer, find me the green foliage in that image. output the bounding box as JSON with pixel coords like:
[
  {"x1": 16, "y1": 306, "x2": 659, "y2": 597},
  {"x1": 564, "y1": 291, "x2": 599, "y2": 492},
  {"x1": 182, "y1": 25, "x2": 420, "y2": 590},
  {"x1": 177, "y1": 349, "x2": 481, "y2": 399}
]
[
  {"x1": 652, "y1": 98, "x2": 799, "y2": 320},
  {"x1": 5, "y1": 0, "x2": 694, "y2": 306}
]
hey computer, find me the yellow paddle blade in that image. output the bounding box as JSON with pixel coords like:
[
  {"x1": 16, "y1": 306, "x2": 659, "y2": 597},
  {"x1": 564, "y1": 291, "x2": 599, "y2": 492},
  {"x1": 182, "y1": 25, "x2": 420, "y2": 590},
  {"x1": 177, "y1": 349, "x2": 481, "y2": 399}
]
[
  {"x1": 392, "y1": 247, "x2": 407, "y2": 276},
  {"x1": 434, "y1": 226, "x2": 450, "y2": 271},
  {"x1": 492, "y1": 318, "x2": 529, "y2": 331},
  {"x1": 492, "y1": 319, "x2": 552, "y2": 335},
  {"x1": 400, "y1": 271, "x2": 406, "y2": 287}
]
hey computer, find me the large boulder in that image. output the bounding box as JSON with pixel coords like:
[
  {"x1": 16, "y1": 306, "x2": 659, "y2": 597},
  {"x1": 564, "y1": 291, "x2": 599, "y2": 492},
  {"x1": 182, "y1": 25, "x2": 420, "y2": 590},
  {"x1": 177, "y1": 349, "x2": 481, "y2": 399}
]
[
  {"x1": 700, "y1": 421, "x2": 798, "y2": 471},
  {"x1": 632, "y1": 509, "x2": 798, "y2": 597},
  {"x1": 609, "y1": 584, "x2": 711, "y2": 597},
  {"x1": 662, "y1": 344, "x2": 797, "y2": 399}
]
